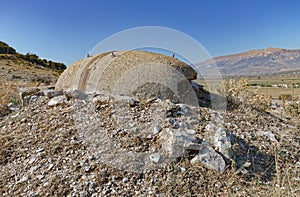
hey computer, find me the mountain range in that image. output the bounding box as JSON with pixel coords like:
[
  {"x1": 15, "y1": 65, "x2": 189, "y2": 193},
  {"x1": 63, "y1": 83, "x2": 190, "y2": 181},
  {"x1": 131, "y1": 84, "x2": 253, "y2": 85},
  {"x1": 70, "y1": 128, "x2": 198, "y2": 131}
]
[{"x1": 204, "y1": 47, "x2": 300, "y2": 76}]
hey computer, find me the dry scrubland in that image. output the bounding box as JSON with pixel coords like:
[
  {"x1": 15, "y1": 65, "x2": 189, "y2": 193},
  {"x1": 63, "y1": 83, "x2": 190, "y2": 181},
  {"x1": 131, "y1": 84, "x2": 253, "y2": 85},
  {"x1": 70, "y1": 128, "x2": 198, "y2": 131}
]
[
  {"x1": 0, "y1": 48, "x2": 299, "y2": 196},
  {"x1": 0, "y1": 54, "x2": 60, "y2": 115},
  {"x1": 0, "y1": 76, "x2": 299, "y2": 196}
]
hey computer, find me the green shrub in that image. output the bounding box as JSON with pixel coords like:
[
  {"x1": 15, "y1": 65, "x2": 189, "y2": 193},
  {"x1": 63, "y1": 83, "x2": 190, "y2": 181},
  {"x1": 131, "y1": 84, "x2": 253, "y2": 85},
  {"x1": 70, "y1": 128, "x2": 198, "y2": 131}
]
[{"x1": 278, "y1": 94, "x2": 292, "y2": 101}]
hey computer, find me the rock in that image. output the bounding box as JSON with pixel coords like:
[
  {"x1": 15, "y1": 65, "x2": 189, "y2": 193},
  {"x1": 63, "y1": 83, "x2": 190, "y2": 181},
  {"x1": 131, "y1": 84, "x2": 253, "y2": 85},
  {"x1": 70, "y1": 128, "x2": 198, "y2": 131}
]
[
  {"x1": 36, "y1": 175, "x2": 44, "y2": 180},
  {"x1": 43, "y1": 88, "x2": 56, "y2": 98},
  {"x1": 92, "y1": 94, "x2": 111, "y2": 104},
  {"x1": 149, "y1": 153, "x2": 161, "y2": 163},
  {"x1": 153, "y1": 125, "x2": 162, "y2": 135},
  {"x1": 256, "y1": 131, "x2": 279, "y2": 143},
  {"x1": 7, "y1": 102, "x2": 19, "y2": 111},
  {"x1": 159, "y1": 128, "x2": 202, "y2": 159},
  {"x1": 122, "y1": 177, "x2": 129, "y2": 183},
  {"x1": 65, "y1": 90, "x2": 88, "y2": 100},
  {"x1": 19, "y1": 176, "x2": 28, "y2": 183},
  {"x1": 29, "y1": 95, "x2": 40, "y2": 105},
  {"x1": 47, "y1": 163, "x2": 54, "y2": 171},
  {"x1": 180, "y1": 167, "x2": 186, "y2": 172},
  {"x1": 204, "y1": 124, "x2": 234, "y2": 160},
  {"x1": 28, "y1": 157, "x2": 37, "y2": 165},
  {"x1": 47, "y1": 95, "x2": 67, "y2": 106},
  {"x1": 175, "y1": 103, "x2": 191, "y2": 115},
  {"x1": 19, "y1": 87, "x2": 42, "y2": 107},
  {"x1": 190, "y1": 144, "x2": 226, "y2": 173}
]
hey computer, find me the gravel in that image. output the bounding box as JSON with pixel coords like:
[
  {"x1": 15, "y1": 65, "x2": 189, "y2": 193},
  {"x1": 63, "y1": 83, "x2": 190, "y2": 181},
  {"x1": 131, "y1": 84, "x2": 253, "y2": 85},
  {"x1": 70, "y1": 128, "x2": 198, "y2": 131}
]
[{"x1": 0, "y1": 92, "x2": 299, "y2": 196}]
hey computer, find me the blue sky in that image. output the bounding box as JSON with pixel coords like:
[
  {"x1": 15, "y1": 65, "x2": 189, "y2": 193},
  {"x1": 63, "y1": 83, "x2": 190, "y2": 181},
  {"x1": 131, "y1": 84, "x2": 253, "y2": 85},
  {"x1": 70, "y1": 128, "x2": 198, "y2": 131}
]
[{"x1": 1, "y1": 0, "x2": 300, "y2": 65}]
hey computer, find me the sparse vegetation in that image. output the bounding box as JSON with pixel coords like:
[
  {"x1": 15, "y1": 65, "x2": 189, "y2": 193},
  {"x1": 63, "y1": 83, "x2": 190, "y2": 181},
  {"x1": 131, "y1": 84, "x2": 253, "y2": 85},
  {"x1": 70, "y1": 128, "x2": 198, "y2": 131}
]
[
  {"x1": 225, "y1": 78, "x2": 271, "y2": 111},
  {"x1": 286, "y1": 101, "x2": 300, "y2": 117},
  {"x1": 278, "y1": 94, "x2": 293, "y2": 101},
  {"x1": 17, "y1": 53, "x2": 66, "y2": 72},
  {"x1": 0, "y1": 81, "x2": 20, "y2": 116},
  {"x1": 0, "y1": 41, "x2": 66, "y2": 72},
  {"x1": 0, "y1": 41, "x2": 16, "y2": 54},
  {"x1": 0, "y1": 41, "x2": 65, "y2": 117},
  {"x1": 1, "y1": 45, "x2": 299, "y2": 196}
]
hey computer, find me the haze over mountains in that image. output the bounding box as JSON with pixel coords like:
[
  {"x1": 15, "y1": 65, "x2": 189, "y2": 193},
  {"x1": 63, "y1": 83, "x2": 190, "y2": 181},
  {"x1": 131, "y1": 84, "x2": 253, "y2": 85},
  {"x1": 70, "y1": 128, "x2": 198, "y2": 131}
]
[{"x1": 205, "y1": 47, "x2": 300, "y2": 76}]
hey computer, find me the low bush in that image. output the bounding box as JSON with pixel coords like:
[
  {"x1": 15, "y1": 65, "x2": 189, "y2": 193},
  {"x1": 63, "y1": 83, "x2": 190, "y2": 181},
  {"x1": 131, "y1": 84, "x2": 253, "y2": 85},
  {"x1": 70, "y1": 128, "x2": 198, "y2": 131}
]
[
  {"x1": 286, "y1": 101, "x2": 300, "y2": 117},
  {"x1": 225, "y1": 78, "x2": 271, "y2": 111},
  {"x1": 278, "y1": 94, "x2": 292, "y2": 101}
]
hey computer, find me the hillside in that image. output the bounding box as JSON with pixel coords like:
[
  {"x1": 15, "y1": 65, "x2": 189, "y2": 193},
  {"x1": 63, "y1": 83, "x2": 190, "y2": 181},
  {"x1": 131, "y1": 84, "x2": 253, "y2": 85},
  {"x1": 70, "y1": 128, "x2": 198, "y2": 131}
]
[
  {"x1": 0, "y1": 54, "x2": 61, "y2": 84},
  {"x1": 204, "y1": 47, "x2": 300, "y2": 76},
  {"x1": 0, "y1": 41, "x2": 66, "y2": 82},
  {"x1": 0, "y1": 41, "x2": 66, "y2": 115}
]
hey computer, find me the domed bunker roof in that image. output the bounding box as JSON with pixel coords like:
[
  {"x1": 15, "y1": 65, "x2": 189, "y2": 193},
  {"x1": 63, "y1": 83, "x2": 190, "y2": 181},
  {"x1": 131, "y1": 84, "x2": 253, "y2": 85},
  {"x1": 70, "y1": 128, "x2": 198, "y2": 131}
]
[{"x1": 55, "y1": 50, "x2": 199, "y2": 104}]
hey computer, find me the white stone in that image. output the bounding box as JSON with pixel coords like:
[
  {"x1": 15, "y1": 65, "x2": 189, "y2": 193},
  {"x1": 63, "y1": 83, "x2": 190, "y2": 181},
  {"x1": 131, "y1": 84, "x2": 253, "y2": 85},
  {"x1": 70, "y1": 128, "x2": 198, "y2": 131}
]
[
  {"x1": 122, "y1": 177, "x2": 129, "y2": 183},
  {"x1": 257, "y1": 131, "x2": 278, "y2": 143},
  {"x1": 159, "y1": 128, "x2": 202, "y2": 159},
  {"x1": 204, "y1": 124, "x2": 233, "y2": 160},
  {"x1": 149, "y1": 153, "x2": 161, "y2": 163},
  {"x1": 47, "y1": 164, "x2": 54, "y2": 171},
  {"x1": 48, "y1": 95, "x2": 67, "y2": 106},
  {"x1": 28, "y1": 157, "x2": 36, "y2": 164},
  {"x1": 19, "y1": 176, "x2": 28, "y2": 183},
  {"x1": 191, "y1": 145, "x2": 226, "y2": 173},
  {"x1": 152, "y1": 125, "x2": 162, "y2": 135}
]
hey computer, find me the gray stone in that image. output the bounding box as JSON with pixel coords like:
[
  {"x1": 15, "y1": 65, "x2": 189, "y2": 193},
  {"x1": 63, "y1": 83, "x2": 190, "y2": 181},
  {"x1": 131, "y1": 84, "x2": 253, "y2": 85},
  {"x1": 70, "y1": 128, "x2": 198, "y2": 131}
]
[
  {"x1": 149, "y1": 153, "x2": 161, "y2": 163},
  {"x1": 43, "y1": 88, "x2": 56, "y2": 98},
  {"x1": 65, "y1": 90, "x2": 88, "y2": 100},
  {"x1": 175, "y1": 103, "x2": 191, "y2": 115},
  {"x1": 159, "y1": 128, "x2": 202, "y2": 159},
  {"x1": 92, "y1": 94, "x2": 111, "y2": 104},
  {"x1": 7, "y1": 102, "x2": 19, "y2": 111},
  {"x1": 190, "y1": 144, "x2": 226, "y2": 173},
  {"x1": 204, "y1": 124, "x2": 234, "y2": 160},
  {"x1": 19, "y1": 87, "x2": 41, "y2": 107},
  {"x1": 153, "y1": 125, "x2": 162, "y2": 135},
  {"x1": 256, "y1": 131, "x2": 278, "y2": 143},
  {"x1": 48, "y1": 95, "x2": 67, "y2": 106}
]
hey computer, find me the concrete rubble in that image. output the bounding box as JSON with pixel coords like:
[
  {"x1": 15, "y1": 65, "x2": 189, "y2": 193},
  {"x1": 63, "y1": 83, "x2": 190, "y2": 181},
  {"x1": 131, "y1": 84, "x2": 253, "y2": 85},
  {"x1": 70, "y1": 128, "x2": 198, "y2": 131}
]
[{"x1": 1, "y1": 88, "x2": 299, "y2": 196}]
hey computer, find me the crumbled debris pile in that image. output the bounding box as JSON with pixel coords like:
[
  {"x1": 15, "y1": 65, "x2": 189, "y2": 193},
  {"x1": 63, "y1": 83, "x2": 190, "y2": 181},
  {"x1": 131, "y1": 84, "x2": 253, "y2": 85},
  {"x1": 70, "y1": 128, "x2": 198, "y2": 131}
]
[{"x1": 0, "y1": 90, "x2": 299, "y2": 196}]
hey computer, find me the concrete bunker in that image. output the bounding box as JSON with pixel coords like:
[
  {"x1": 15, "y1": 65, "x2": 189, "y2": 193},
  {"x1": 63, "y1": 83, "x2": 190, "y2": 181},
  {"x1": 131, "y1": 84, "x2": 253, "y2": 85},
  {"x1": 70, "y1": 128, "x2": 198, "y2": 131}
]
[{"x1": 55, "y1": 50, "x2": 206, "y2": 105}]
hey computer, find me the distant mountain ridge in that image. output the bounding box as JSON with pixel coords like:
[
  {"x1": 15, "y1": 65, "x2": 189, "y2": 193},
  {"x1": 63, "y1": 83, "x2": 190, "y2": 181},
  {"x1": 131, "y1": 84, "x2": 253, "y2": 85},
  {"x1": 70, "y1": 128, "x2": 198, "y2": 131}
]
[{"x1": 204, "y1": 47, "x2": 300, "y2": 76}]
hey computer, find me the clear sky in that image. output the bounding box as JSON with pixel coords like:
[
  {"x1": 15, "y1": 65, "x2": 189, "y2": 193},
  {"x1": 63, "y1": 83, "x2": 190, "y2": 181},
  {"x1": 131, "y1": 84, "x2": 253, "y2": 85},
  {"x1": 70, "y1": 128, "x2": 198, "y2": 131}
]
[{"x1": 1, "y1": 0, "x2": 300, "y2": 65}]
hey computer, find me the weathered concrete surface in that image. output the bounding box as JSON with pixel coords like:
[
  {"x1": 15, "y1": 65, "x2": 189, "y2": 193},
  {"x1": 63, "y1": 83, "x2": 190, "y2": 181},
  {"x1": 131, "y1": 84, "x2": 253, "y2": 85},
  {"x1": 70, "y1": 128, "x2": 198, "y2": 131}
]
[{"x1": 55, "y1": 50, "x2": 198, "y2": 102}]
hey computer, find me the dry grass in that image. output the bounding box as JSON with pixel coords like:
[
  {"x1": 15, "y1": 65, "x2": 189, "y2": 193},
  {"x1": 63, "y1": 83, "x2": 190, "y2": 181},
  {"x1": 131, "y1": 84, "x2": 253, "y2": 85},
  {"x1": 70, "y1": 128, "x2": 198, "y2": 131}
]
[
  {"x1": 224, "y1": 78, "x2": 272, "y2": 111},
  {"x1": 0, "y1": 65, "x2": 299, "y2": 195},
  {"x1": 222, "y1": 78, "x2": 300, "y2": 197},
  {"x1": 0, "y1": 55, "x2": 60, "y2": 116},
  {"x1": 0, "y1": 81, "x2": 19, "y2": 114}
]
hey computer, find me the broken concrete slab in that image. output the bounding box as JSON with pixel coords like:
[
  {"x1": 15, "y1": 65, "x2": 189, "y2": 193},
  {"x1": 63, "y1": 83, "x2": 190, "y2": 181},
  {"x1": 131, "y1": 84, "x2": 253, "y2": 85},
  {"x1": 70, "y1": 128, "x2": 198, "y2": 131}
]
[{"x1": 191, "y1": 144, "x2": 226, "y2": 173}]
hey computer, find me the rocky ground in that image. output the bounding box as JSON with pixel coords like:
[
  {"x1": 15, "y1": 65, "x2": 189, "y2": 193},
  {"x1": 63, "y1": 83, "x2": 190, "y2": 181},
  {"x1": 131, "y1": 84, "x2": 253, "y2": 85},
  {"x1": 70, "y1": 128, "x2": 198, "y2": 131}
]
[
  {"x1": 0, "y1": 89, "x2": 299, "y2": 196},
  {"x1": 0, "y1": 55, "x2": 60, "y2": 83},
  {"x1": 0, "y1": 54, "x2": 61, "y2": 117}
]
